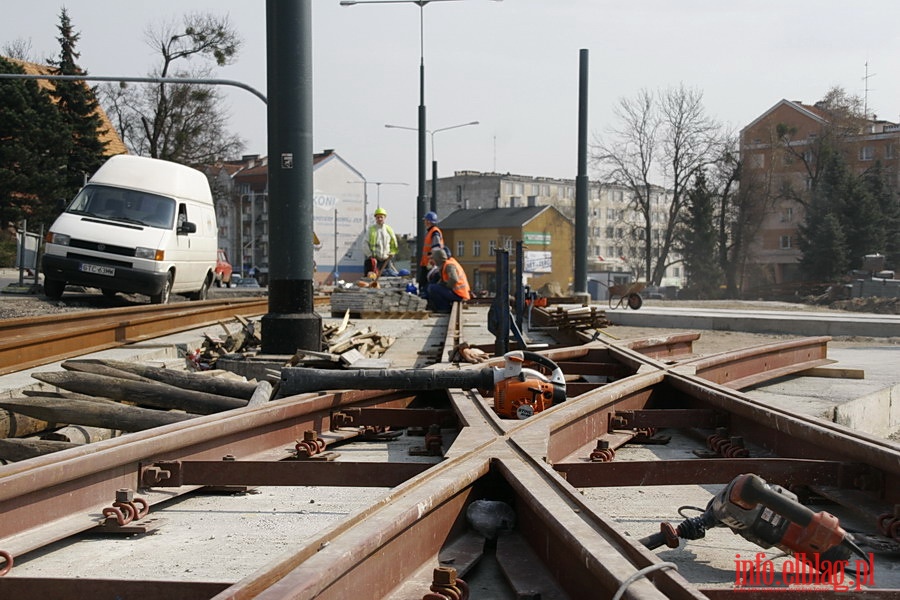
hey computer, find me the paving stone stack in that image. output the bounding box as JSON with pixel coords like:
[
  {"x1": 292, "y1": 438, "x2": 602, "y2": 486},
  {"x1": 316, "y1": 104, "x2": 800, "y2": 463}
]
[{"x1": 330, "y1": 287, "x2": 429, "y2": 318}]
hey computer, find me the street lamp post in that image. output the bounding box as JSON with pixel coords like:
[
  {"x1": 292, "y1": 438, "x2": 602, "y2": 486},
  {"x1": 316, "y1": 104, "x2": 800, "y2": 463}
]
[
  {"x1": 348, "y1": 180, "x2": 409, "y2": 225},
  {"x1": 385, "y1": 121, "x2": 478, "y2": 213},
  {"x1": 341, "y1": 0, "x2": 499, "y2": 278}
]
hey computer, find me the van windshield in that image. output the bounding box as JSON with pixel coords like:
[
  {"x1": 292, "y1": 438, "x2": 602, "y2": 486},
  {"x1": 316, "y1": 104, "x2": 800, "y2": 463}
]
[{"x1": 67, "y1": 185, "x2": 176, "y2": 229}]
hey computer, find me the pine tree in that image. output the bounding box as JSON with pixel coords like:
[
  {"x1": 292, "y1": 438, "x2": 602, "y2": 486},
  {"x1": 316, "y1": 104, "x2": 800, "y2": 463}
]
[
  {"x1": 48, "y1": 8, "x2": 109, "y2": 198},
  {"x1": 797, "y1": 150, "x2": 850, "y2": 281},
  {"x1": 861, "y1": 164, "x2": 900, "y2": 270},
  {"x1": 0, "y1": 57, "x2": 70, "y2": 228},
  {"x1": 798, "y1": 210, "x2": 848, "y2": 281},
  {"x1": 676, "y1": 171, "x2": 722, "y2": 298}
]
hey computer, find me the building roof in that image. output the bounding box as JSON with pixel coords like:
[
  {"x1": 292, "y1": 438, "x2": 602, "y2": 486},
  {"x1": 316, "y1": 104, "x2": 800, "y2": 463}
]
[
  {"x1": 5, "y1": 57, "x2": 128, "y2": 156},
  {"x1": 439, "y1": 205, "x2": 565, "y2": 230}
]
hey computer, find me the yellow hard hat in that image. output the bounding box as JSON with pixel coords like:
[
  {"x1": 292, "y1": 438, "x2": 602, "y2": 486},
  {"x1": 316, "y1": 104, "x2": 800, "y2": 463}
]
[{"x1": 374, "y1": 207, "x2": 387, "y2": 216}]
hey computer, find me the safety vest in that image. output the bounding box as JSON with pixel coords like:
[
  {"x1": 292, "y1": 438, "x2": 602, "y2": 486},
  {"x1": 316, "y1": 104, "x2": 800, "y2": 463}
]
[
  {"x1": 367, "y1": 224, "x2": 397, "y2": 259},
  {"x1": 441, "y1": 257, "x2": 471, "y2": 301},
  {"x1": 421, "y1": 226, "x2": 443, "y2": 266}
]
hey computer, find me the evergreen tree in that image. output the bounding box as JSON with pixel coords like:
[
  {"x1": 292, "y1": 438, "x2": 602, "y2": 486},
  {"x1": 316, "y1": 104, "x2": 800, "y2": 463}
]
[
  {"x1": 48, "y1": 8, "x2": 109, "y2": 198},
  {"x1": 676, "y1": 171, "x2": 722, "y2": 297},
  {"x1": 798, "y1": 210, "x2": 848, "y2": 281},
  {"x1": 861, "y1": 164, "x2": 900, "y2": 269},
  {"x1": 840, "y1": 173, "x2": 883, "y2": 270},
  {"x1": 0, "y1": 57, "x2": 70, "y2": 228},
  {"x1": 797, "y1": 150, "x2": 850, "y2": 280}
]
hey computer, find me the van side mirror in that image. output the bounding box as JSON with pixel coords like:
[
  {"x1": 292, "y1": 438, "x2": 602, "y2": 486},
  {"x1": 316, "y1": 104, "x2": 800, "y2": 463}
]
[
  {"x1": 57, "y1": 198, "x2": 67, "y2": 211},
  {"x1": 177, "y1": 221, "x2": 197, "y2": 234}
]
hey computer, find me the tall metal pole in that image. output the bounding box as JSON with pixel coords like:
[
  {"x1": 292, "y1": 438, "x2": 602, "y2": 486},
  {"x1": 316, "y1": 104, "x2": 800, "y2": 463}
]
[
  {"x1": 261, "y1": 0, "x2": 321, "y2": 354},
  {"x1": 386, "y1": 121, "x2": 479, "y2": 216},
  {"x1": 431, "y1": 159, "x2": 438, "y2": 213},
  {"x1": 333, "y1": 209, "x2": 339, "y2": 282},
  {"x1": 416, "y1": 5, "x2": 428, "y2": 280},
  {"x1": 574, "y1": 48, "x2": 589, "y2": 295},
  {"x1": 250, "y1": 190, "x2": 256, "y2": 272}
]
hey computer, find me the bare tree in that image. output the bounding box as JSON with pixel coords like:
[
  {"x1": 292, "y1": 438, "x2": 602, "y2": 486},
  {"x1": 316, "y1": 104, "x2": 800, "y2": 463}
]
[
  {"x1": 595, "y1": 85, "x2": 725, "y2": 285},
  {"x1": 100, "y1": 13, "x2": 244, "y2": 164},
  {"x1": 2, "y1": 39, "x2": 34, "y2": 61},
  {"x1": 774, "y1": 86, "x2": 868, "y2": 209}
]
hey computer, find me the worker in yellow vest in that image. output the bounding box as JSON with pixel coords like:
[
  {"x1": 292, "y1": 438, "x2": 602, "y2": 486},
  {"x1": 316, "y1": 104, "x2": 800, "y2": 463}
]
[{"x1": 364, "y1": 207, "x2": 398, "y2": 277}]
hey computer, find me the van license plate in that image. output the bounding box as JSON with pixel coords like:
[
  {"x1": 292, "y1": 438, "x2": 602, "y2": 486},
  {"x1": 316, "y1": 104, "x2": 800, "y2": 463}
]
[{"x1": 80, "y1": 263, "x2": 115, "y2": 276}]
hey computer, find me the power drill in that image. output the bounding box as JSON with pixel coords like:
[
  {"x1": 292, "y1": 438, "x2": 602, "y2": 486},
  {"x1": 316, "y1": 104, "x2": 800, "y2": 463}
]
[{"x1": 640, "y1": 473, "x2": 866, "y2": 565}]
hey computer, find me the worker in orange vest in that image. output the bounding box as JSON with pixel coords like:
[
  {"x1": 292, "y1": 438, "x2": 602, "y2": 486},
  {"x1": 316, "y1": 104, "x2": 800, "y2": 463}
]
[
  {"x1": 426, "y1": 247, "x2": 470, "y2": 313},
  {"x1": 418, "y1": 211, "x2": 443, "y2": 289}
]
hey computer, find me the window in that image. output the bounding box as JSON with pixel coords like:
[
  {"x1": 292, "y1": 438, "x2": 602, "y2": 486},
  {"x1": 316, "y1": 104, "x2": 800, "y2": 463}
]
[
  {"x1": 456, "y1": 240, "x2": 464, "y2": 257},
  {"x1": 781, "y1": 207, "x2": 793, "y2": 223},
  {"x1": 860, "y1": 146, "x2": 875, "y2": 161},
  {"x1": 607, "y1": 208, "x2": 615, "y2": 220},
  {"x1": 527, "y1": 195, "x2": 537, "y2": 207},
  {"x1": 489, "y1": 240, "x2": 496, "y2": 255},
  {"x1": 473, "y1": 240, "x2": 481, "y2": 257},
  {"x1": 673, "y1": 267, "x2": 681, "y2": 278},
  {"x1": 509, "y1": 196, "x2": 519, "y2": 207},
  {"x1": 887, "y1": 144, "x2": 896, "y2": 159},
  {"x1": 780, "y1": 235, "x2": 792, "y2": 249},
  {"x1": 606, "y1": 226, "x2": 614, "y2": 238},
  {"x1": 750, "y1": 154, "x2": 765, "y2": 168}
]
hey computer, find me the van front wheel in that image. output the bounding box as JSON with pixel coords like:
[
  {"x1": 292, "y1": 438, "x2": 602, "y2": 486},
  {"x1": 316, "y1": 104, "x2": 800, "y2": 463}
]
[
  {"x1": 151, "y1": 273, "x2": 173, "y2": 304},
  {"x1": 44, "y1": 278, "x2": 66, "y2": 299}
]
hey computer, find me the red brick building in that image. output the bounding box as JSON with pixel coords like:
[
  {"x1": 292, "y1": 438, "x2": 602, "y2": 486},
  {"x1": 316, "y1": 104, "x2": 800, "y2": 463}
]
[{"x1": 740, "y1": 99, "x2": 899, "y2": 287}]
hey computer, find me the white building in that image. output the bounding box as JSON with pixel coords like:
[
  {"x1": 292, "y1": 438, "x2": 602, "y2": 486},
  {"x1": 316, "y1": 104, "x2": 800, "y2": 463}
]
[{"x1": 204, "y1": 150, "x2": 368, "y2": 285}]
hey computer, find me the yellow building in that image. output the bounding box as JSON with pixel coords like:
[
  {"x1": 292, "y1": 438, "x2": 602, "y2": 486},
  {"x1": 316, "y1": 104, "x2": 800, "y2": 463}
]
[{"x1": 438, "y1": 205, "x2": 574, "y2": 294}]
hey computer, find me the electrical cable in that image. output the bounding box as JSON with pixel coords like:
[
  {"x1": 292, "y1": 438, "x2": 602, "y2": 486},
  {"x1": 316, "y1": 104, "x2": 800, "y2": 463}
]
[{"x1": 611, "y1": 562, "x2": 677, "y2": 600}]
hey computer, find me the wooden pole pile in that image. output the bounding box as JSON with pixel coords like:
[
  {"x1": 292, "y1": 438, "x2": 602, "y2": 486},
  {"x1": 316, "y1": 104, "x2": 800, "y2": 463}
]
[{"x1": 0, "y1": 358, "x2": 272, "y2": 462}]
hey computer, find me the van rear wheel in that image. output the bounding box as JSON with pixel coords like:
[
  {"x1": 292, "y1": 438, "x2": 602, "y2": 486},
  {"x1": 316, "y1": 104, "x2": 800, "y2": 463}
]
[
  {"x1": 44, "y1": 278, "x2": 65, "y2": 299},
  {"x1": 150, "y1": 273, "x2": 173, "y2": 304}
]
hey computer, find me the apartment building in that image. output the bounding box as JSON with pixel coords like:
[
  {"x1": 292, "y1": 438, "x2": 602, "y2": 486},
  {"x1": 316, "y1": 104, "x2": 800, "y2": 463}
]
[{"x1": 740, "y1": 99, "x2": 900, "y2": 286}]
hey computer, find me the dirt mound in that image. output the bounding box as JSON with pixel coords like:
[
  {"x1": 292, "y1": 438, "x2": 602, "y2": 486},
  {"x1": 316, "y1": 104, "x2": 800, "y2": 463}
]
[{"x1": 827, "y1": 296, "x2": 900, "y2": 315}]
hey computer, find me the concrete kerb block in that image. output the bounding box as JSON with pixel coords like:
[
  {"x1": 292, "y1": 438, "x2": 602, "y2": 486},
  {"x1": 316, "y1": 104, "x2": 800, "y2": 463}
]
[{"x1": 832, "y1": 383, "x2": 900, "y2": 438}]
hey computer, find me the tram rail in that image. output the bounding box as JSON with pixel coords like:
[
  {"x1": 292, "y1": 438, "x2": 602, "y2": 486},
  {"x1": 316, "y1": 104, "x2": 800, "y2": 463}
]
[{"x1": 0, "y1": 296, "x2": 328, "y2": 375}]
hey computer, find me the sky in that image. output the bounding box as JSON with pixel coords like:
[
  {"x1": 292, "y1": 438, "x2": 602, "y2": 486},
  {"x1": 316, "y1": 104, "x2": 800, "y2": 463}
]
[{"x1": 3, "y1": 1, "x2": 900, "y2": 235}]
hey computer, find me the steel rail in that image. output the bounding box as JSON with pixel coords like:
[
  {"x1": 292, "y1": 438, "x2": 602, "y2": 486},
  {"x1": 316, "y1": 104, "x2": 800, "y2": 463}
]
[
  {"x1": 0, "y1": 297, "x2": 328, "y2": 375},
  {"x1": 1, "y1": 329, "x2": 897, "y2": 598}
]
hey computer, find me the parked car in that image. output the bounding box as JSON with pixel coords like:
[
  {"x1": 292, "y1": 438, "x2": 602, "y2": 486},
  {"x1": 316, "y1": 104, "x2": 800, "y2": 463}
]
[{"x1": 214, "y1": 249, "x2": 233, "y2": 287}]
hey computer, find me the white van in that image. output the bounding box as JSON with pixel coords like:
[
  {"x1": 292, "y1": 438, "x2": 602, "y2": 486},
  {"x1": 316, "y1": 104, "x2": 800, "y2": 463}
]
[{"x1": 42, "y1": 155, "x2": 218, "y2": 304}]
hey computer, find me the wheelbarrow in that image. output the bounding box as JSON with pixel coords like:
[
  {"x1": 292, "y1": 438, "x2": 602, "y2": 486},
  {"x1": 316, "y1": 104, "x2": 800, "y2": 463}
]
[{"x1": 605, "y1": 281, "x2": 646, "y2": 310}]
